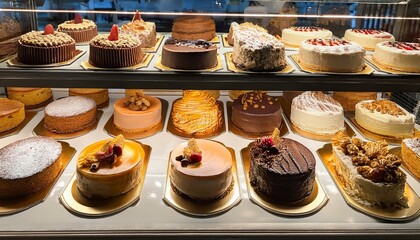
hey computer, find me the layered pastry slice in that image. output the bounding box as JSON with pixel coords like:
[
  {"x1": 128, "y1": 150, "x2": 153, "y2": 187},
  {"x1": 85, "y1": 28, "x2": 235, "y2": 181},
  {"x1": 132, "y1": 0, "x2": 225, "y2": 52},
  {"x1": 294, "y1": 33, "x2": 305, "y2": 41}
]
[
  {"x1": 373, "y1": 41, "x2": 420, "y2": 73},
  {"x1": 332, "y1": 133, "x2": 408, "y2": 208},
  {"x1": 401, "y1": 138, "x2": 420, "y2": 179},
  {"x1": 122, "y1": 10, "x2": 156, "y2": 48},
  {"x1": 0, "y1": 99, "x2": 25, "y2": 133},
  {"x1": 343, "y1": 29, "x2": 394, "y2": 50}
]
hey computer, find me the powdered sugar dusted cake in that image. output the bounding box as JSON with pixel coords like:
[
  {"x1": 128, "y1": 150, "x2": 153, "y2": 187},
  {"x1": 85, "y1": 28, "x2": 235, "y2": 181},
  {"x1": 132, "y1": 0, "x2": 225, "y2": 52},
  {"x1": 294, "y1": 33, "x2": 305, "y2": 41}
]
[
  {"x1": 291, "y1": 91, "x2": 345, "y2": 135},
  {"x1": 233, "y1": 27, "x2": 286, "y2": 71},
  {"x1": 0, "y1": 136, "x2": 62, "y2": 199},
  {"x1": 344, "y1": 29, "x2": 394, "y2": 50},
  {"x1": 282, "y1": 26, "x2": 332, "y2": 47},
  {"x1": 373, "y1": 41, "x2": 420, "y2": 73},
  {"x1": 299, "y1": 39, "x2": 365, "y2": 72},
  {"x1": 44, "y1": 96, "x2": 97, "y2": 134}
]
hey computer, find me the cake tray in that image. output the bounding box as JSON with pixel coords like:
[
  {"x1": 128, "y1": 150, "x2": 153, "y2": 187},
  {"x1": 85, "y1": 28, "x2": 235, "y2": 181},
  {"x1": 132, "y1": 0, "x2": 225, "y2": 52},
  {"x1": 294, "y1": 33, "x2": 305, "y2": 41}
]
[
  {"x1": 225, "y1": 52, "x2": 295, "y2": 74},
  {"x1": 240, "y1": 143, "x2": 328, "y2": 216},
  {"x1": 289, "y1": 54, "x2": 374, "y2": 75},
  {"x1": 167, "y1": 100, "x2": 226, "y2": 139},
  {"x1": 0, "y1": 53, "x2": 16, "y2": 63},
  {"x1": 163, "y1": 141, "x2": 241, "y2": 217},
  {"x1": 365, "y1": 55, "x2": 420, "y2": 75},
  {"x1": 317, "y1": 143, "x2": 420, "y2": 221},
  {"x1": 389, "y1": 147, "x2": 420, "y2": 182},
  {"x1": 221, "y1": 33, "x2": 232, "y2": 48},
  {"x1": 7, "y1": 50, "x2": 85, "y2": 68},
  {"x1": 143, "y1": 33, "x2": 164, "y2": 53},
  {"x1": 154, "y1": 54, "x2": 223, "y2": 72},
  {"x1": 226, "y1": 101, "x2": 289, "y2": 139},
  {"x1": 59, "y1": 141, "x2": 150, "y2": 217},
  {"x1": 104, "y1": 98, "x2": 168, "y2": 140},
  {"x1": 0, "y1": 111, "x2": 36, "y2": 139},
  {"x1": 278, "y1": 96, "x2": 355, "y2": 142},
  {"x1": 0, "y1": 141, "x2": 76, "y2": 216},
  {"x1": 33, "y1": 110, "x2": 103, "y2": 140},
  {"x1": 81, "y1": 53, "x2": 153, "y2": 71},
  {"x1": 345, "y1": 111, "x2": 420, "y2": 145}
]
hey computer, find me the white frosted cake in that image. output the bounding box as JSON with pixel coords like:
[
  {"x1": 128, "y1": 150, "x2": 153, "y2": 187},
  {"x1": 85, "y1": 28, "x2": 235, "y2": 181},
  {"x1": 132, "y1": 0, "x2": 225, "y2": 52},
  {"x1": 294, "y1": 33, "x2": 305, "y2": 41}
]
[
  {"x1": 290, "y1": 91, "x2": 345, "y2": 135},
  {"x1": 343, "y1": 29, "x2": 394, "y2": 50},
  {"x1": 299, "y1": 39, "x2": 365, "y2": 72},
  {"x1": 233, "y1": 27, "x2": 286, "y2": 71},
  {"x1": 355, "y1": 99, "x2": 415, "y2": 138},
  {"x1": 282, "y1": 26, "x2": 332, "y2": 47},
  {"x1": 373, "y1": 41, "x2": 420, "y2": 73}
]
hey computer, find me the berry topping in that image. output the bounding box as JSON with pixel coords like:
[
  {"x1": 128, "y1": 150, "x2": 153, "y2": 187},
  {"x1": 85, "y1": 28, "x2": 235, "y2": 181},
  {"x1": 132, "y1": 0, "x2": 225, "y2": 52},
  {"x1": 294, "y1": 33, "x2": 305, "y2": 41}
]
[
  {"x1": 292, "y1": 26, "x2": 324, "y2": 32},
  {"x1": 257, "y1": 137, "x2": 275, "y2": 149},
  {"x1": 43, "y1": 24, "x2": 55, "y2": 35},
  {"x1": 307, "y1": 38, "x2": 350, "y2": 46},
  {"x1": 133, "y1": 10, "x2": 141, "y2": 21},
  {"x1": 74, "y1": 13, "x2": 83, "y2": 24},
  {"x1": 384, "y1": 41, "x2": 420, "y2": 51},
  {"x1": 189, "y1": 153, "x2": 202, "y2": 163},
  {"x1": 175, "y1": 155, "x2": 184, "y2": 161},
  {"x1": 352, "y1": 29, "x2": 385, "y2": 35},
  {"x1": 108, "y1": 24, "x2": 119, "y2": 41}
]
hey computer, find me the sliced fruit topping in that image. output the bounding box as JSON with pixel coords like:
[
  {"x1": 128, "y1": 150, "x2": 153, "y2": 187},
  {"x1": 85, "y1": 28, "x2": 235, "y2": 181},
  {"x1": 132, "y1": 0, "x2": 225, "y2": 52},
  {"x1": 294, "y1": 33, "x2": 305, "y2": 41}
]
[
  {"x1": 352, "y1": 29, "x2": 384, "y2": 35},
  {"x1": 175, "y1": 139, "x2": 203, "y2": 167},
  {"x1": 385, "y1": 41, "x2": 420, "y2": 51},
  {"x1": 307, "y1": 38, "x2": 350, "y2": 46},
  {"x1": 108, "y1": 24, "x2": 119, "y2": 41},
  {"x1": 43, "y1": 24, "x2": 55, "y2": 35},
  {"x1": 74, "y1": 13, "x2": 83, "y2": 24},
  {"x1": 292, "y1": 26, "x2": 323, "y2": 32}
]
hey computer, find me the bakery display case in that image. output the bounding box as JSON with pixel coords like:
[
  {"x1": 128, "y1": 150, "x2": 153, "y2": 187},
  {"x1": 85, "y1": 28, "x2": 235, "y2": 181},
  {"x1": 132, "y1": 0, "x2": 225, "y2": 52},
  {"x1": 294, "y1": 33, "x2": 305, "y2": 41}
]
[{"x1": 0, "y1": 0, "x2": 420, "y2": 239}]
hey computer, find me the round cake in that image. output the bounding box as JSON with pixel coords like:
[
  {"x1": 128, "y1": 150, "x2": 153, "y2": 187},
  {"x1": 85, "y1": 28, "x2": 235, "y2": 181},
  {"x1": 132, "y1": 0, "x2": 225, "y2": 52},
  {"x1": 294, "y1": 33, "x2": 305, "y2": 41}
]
[
  {"x1": 89, "y1": 25, "x2": 144, "y2": 68},
  {"x1": 229, "y1": 90, "x2": 253, "y2": 100},
  {"x1": 161, "y1": 38, "x2": 217, "y2": 70},
  {"x1": 17, "y1": 24, "x2": 76, "y2": 65},
  {"x1": 373, "y1": 41, "x2": 420, "y2": 73},
  {"x1": 232, "y1": 92, "x2": 282, "y2": 135},
  {"x1": 332, "y1": 92, "x2": 377, "y2": 111},
  {"x1": 171, "y1": 16, "x2": 216, "y2": 41},
  {"x1": 113, "y1": 92, "x2": 162, "y2": 133},
  {"x1": 7, "y1": 87, "x2": 52, "y2": 107},
  {"x1": 69, "y1": 88, "x2": 109, "y2": 106},
  {"x1": 249, "y1": 131, "x2": 316, "y2": 203},
  {"x1": 282, "y1": 26, "x2": 332, "y2": 47},
  {"x1": 0, "y1": 136, "x2": 62, "y2": 199},
  {"x1": 76, "y1": 135, "x2": 143, "y2": 199},
  {"x1": 343, "y1": 29, "x2": 395, "y2": 50},
  {"x1": 171, "y1": 90, "x2": 222, "y2": 137},
  {"x1": 121, "y1": 11, "x2": 157, "y2": 48},
  {"x1": 355, "y1": 99, "x2": 415, "y2": 138},
  {"x1": 299, "y1": 39, "x2": 365, "y2": 73},
  {"x1": 170, "y1": 139, "x2": 233, "y2": 201},
  {"x1": 0, "y1": 99, "x2": 25, "y2": 133},
  {"x1": 44, "y1": 96, "x2": 97, "y2": 134},
  {"x1": 57, "y1": 14, "x2": 98, "y2": 43},
  {"x1": 291, "y1": 91, "x2": 345, "y2": 135}
]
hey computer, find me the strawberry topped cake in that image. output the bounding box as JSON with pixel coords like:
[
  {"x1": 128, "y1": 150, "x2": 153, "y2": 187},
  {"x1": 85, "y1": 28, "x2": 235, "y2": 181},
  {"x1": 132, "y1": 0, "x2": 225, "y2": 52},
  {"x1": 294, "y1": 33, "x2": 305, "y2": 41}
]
[
  {"x1": 299, "y1": 38, "x2": 365, "y2": 72},
  {"x1": 58, "y1": 14, "x2": 98, "y2": 43},
  {"x1": 344, "y1": 29, "x2": 394, "y2": 50},
  {"x1": 89, "y1": 25, "x2": 144, "y2": 68},
  {"x1": 282, "y1": 26, "x2": 332, "y2": 47},
  {"x1": 121, "y1": 10, "x2": 157, "y2": 48},
  {"x1": 373, "y1": 41, "x2": 420, "y2": 73}
]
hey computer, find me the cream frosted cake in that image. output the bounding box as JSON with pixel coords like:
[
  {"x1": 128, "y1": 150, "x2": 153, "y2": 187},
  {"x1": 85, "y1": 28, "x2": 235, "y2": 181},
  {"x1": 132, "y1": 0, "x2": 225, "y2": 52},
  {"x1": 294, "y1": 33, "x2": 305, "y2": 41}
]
[
  {"x1": 282, "y1": 26, "x2": 332, "y2": 47},
  {"x1": 344, "y1": 29, "x2": 394, "y2": 50},
  {"x1": 373, "y1": 41, "x2": 420, "y2": 73}
]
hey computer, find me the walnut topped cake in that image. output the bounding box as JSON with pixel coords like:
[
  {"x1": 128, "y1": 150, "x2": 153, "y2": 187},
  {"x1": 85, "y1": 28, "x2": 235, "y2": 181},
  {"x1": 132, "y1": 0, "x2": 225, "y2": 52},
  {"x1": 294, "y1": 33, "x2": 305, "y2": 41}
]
[
  {"x1": 57, "y1": 14, "x2": 98, "y2": 43},
  {"x1": 233, "y1": 27, "x2": 286, "y2": 71}
]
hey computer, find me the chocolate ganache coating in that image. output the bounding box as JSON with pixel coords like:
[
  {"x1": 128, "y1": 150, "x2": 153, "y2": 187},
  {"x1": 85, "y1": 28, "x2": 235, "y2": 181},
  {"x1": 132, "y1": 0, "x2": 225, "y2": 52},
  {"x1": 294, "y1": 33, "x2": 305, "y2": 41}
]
[
  {"x1": 161, "y1": 38, "x2": 217, "y2": 70},
  {"x1": 249, "y1": 138, "x2": 316, "y2": 202}
]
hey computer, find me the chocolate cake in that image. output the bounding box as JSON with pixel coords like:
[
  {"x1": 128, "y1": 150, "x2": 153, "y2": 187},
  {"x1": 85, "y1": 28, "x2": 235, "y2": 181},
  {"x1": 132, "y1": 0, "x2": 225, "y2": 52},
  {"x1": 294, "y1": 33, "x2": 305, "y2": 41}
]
[
  {"x1": 161, "y1": 38, "x2": 217, "y2": 70},
  {"x1": 232, "y1": 92, "x2": 282, "y2": 135},
  {"x1": 57, "y1": 14, "x2": 98, "y2": 43},
  {"x1": 171, "y1": 16, "x2": 216, "y2": 41},
  {"x1": 250, "y1": 131, "x2": 316, "y2": 203}
]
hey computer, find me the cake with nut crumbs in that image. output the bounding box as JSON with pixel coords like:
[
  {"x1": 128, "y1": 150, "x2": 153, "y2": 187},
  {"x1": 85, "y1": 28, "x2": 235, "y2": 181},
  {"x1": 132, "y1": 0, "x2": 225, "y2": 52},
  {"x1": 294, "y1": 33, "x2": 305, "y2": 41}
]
[
  {"x1": 121, "y1": 10, "x2": 157, "y2": 48},
  {"x1": 57, "y1": 14, "x2": 98, "y2": 43}
]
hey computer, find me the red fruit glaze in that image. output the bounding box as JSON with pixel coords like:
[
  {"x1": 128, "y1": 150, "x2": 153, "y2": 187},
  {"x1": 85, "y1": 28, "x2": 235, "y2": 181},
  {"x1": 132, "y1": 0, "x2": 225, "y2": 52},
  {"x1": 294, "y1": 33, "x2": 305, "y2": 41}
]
[
  {"x1": 307, "y1": 39, "x2": 350, "y2": 46},
  {"x1": 133, "y1": 10, "x2": 141, "y2": 21},
  {"x1": 74, "y1": 14, "x2": 83, "y2": 24},
  {"x1": 43, "y1": 24, "x2": 55, "y2": 35},
  {"x1": 108, "y1": 24, "x2": 119, "y2": 41},
  {"x1": 189, "y1": 153, "x2": 202, "y2": 163}
]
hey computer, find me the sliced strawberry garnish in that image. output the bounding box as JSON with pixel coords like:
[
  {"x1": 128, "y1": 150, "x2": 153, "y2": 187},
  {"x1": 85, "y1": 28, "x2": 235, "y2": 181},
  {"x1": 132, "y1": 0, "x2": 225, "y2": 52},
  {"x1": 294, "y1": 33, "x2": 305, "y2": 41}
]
[
  {"x1": 43, "y1": 24, "x2": 55, "y2": 35},
  {"x1": 133, "y1": 10, "x2": 141, "y2": 21},
  {"x1": 108, "y1": 24, "x2": 119, "y2": 41},
  {"x1": 74, "y1": 13, "x2": 83, "y2": 24}
]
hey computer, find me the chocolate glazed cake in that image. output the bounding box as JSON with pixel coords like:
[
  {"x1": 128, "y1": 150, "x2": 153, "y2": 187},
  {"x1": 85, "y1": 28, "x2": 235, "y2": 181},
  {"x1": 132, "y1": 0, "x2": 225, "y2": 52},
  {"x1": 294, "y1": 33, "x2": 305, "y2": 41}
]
[
  {"x1": 250, "y1": 136, "x2": 316, "y2": 203},
  {"x1": 161, "y1": 38, "x2": 217, "y2": 70}
]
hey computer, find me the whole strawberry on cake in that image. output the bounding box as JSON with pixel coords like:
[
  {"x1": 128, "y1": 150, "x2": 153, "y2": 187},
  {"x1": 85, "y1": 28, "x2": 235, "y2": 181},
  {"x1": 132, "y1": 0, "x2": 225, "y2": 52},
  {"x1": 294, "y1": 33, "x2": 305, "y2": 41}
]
[
  {"x1": 17, "y1": 24, "x2": 76, "y2": 65},
  {"x1": 58, "y1": 14, "x2": 98, "y2": 43},
  {"x1": 89, "y1": 25, "x2": 144, "y2": 68},
  {"x1": 121, "y1": 10, "x2": 157, "y2": 48}
]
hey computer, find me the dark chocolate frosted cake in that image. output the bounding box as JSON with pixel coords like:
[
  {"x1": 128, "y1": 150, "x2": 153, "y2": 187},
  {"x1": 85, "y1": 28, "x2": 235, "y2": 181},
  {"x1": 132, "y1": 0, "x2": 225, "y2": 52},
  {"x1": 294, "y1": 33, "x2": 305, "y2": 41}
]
[
  {"x1": 249, "y1": 129, "x2": 316, "y2": 202},
  {"x1": 232, "y1": 91, "x2": 282, "y2": 135}
]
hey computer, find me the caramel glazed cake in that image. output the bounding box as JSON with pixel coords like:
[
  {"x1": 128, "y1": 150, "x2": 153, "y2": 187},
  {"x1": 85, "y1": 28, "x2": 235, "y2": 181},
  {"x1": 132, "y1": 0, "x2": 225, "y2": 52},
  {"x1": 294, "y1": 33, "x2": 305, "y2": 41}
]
[
  {"x1": 332, "y1": 133, "x2": 407, "y2": 208},
  {"x1": 0, "y1": 136, "x2": 62, "y2": 199},
  {"x1": 233, "y1": 27, "x2": 286, "y2": 71}
]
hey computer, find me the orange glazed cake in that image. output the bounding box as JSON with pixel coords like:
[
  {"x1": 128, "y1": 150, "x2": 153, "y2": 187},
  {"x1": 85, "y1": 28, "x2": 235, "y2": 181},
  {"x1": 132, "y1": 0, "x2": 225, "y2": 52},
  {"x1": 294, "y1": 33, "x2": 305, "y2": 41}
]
[
  {"x1": 121, "y1": 10, "x2": 157, "y2": 48},
  {"x1": 401, "y1": 138, "x2": 420, "y2": 179},
  {"x1": 113, "y1": 91, "x2": 162, "y2": 133},
  {"x1": 44, "y1": 96, "x2": 97, "y2": 134},
  {"x1": 69, "y1": 88, "x2": 109, "y2": 106},
  {"x1": 76, "y1": 135, "x2": 144, "y2": 199},
  {"x1": 57, "y1": 14, "x2": 98, "y2": 43},
  {"x1": 170, "y1": 138, "x2": 233, "y2": 201},
  {"x1": 7, "y1": 87, "x2": 52, "y2": 107},
  {"x1": 172, "y1": 16, "x2": 216, "y2": 41},
  {"x1": 0, "y1": 98, "x2": 25, "y2": 133},
  {"x1": 0, "y1": 136, "x2": 62, "y2": 199}
]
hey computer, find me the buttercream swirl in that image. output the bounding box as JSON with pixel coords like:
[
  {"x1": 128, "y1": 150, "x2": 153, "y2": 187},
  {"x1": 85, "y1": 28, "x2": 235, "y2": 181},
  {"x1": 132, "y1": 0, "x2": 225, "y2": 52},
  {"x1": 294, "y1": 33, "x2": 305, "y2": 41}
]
[
  {"x1": 90, "y1": 33, "x2": 141, "y2": 48},
  {"x1": 57, "y1": 19, "x2": 97, "y2": 31},
  {"x1": 19, "y1": 31, "x2": 75, "y2": 46}
]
